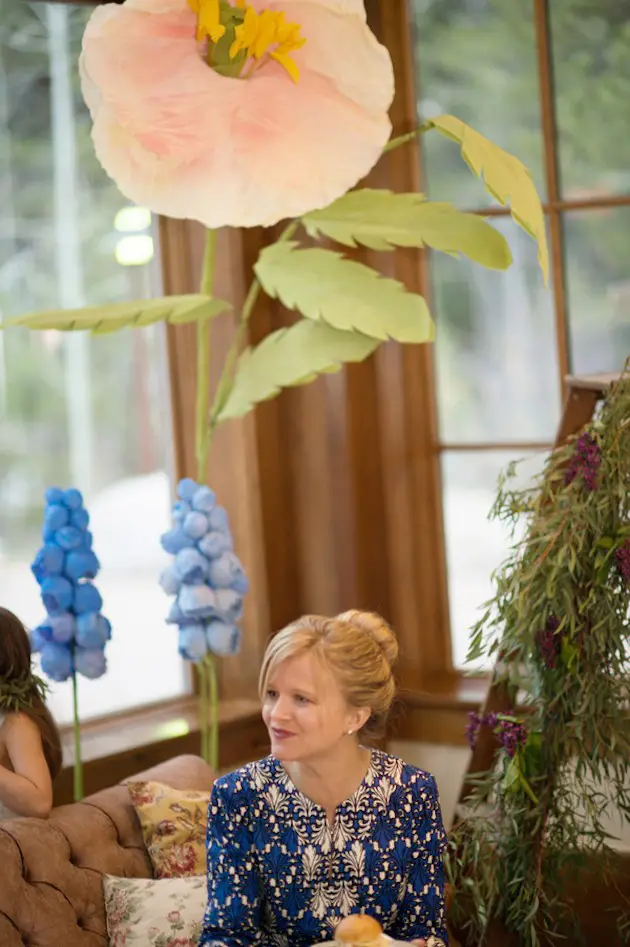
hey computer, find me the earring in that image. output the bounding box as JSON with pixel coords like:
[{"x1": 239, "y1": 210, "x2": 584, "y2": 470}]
[{"x1": 347, "y1": 729, "x2": 354, "y2": 736}]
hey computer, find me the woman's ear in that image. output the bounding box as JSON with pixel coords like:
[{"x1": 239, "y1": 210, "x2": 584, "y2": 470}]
[{"x1": 347, "y1": 706, "x2": 371, "y2": 734}]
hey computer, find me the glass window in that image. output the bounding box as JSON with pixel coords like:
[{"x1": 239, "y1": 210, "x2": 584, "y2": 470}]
[
  {"x1": 564, "y1": 206, "x2": 630, "y2": 375},
  {"x1": 0, "y1": 2, "x2": 187, "y2": 724},
  {"x1": 432, "y1": 218, "x2": 560, "y2": 443},
  {"x1": 410, "y1": 0, "x2": 546, "y2": 207},
  {"x1": 442, "y1": 449, "x2": 549, "y2": 668},
  {"x1": 550, "y1": 0, "x2": 630, "y2": 199}
]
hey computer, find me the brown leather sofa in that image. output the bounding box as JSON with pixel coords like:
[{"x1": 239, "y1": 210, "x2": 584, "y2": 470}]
[{"x1": 0, "y1": 754, "x2": 214, "y2": 947}]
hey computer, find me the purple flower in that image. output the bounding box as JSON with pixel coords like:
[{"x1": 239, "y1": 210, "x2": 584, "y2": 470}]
[
  {"x1": 537, "y1": 615, "x2": 562, "y2": 669},
  {"x1": 465, "y1": 709, "x2": 528, "y2": 758},
  {"x1": 466, "y1": 712, "x2": 482, "y2": 749},
  {"x1": 564, "y1": 432, "x2": 601, "y2": 491},
  {"x1": 495, "y1": 715, "x2": 528, "y2": 758},
  {"x1": 615, "y1": 541, "x2": 630, "y2": 583}
]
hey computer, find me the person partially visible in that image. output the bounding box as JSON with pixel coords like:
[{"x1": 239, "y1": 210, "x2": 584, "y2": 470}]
[
  {"x1": 200, "y1": 609, "x2": 448, "y2": 947},
  {"x1": 0, "y1": 607, "x2": 62, "y2": 819}
]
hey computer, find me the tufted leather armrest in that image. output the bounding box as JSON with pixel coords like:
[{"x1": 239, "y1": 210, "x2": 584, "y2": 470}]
[{"x1": 0, "y1": 754, "x2": 214, "y2": 946}]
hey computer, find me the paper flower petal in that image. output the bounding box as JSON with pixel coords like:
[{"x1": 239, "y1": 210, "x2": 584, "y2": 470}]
[{"x1": 79, "y1": 0, "x2": 394, "y2": 227}]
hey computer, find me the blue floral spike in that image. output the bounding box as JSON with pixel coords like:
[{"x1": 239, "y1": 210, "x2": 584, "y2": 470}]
[
  {"x1": 160, "y1": 478, "x2": 246, "y2": 661},
  {"x1": 29, "y1": 487, "x2": 110, "y2": 685}
]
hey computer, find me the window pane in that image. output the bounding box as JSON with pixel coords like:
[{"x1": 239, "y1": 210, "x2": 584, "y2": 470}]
[
  {"x1": 410, "y1": 0, "x2": 545, "y2": 207},
  {"x1": 442, "y1": 449, "x2": 548, "y2": 668},
  {"x1": 0, "y1": 2, "x2": 186, "y2": 724},
  {"x1": 551, "y1": 0, "x2": 630, "y2": 198},
  {"x1": 564, "y1": 206, "x2": 630, "y2": 376},
  {"x1": 433, "y1": 219, "x2": 560, "y2": 443}
]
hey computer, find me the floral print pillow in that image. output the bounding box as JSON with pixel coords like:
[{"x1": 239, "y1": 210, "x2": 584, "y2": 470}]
[
  {"x1": 103, "y1": 875, "x2": 206, "y2": 947},
  {"x1": 127, "y1": 780, "x2": 210, "y2": 878}
]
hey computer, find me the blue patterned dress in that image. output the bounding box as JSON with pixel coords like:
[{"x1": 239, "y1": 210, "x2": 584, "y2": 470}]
[{"x1": 199, "y1": 749, "x2": 448, "y2": 947}]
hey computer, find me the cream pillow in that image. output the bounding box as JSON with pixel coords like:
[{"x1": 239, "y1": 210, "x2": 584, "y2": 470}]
[{"x1": 103, "y1": 874, "x2": 206, "y2": 946}]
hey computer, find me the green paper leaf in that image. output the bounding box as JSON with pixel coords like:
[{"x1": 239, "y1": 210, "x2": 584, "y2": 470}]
[
  {"x1": 0, "y1": 294, "x2": 231, "y2": 335},
  {"x1": 217, "y1": 319, "x2": 379, "y2": 422},
  {"x1": 302, "y1": 188, "x2": 513, "y2": 270},
  {"x1": 426, "y1": 114, "x2": 549, "y2": 283},
  {"x1": 254, "y1": 242, "x2": 433, "y2": 344}
]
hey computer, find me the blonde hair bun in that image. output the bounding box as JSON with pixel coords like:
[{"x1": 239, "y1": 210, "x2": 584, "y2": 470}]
[{"x1": 335, "y1": 610, "x2": 398, "y2": 669}]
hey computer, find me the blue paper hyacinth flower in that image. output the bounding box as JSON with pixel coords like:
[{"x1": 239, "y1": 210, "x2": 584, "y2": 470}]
[
  {"x1": 160, "y1": 478, "x2": 246, "y2": 662},
  {"x1": 29, "y1": 487, "x2": 110, "y2": 684}
]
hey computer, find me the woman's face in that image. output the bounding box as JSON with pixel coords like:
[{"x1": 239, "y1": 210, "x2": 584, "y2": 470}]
[{"x1": 262, "y1": 652, "x2": 369, "y2": 763}]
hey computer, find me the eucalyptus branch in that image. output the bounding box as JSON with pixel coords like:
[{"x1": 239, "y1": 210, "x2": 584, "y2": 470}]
[{"x1": 451, "y1": 373, "x2": 630, "y2": 945}]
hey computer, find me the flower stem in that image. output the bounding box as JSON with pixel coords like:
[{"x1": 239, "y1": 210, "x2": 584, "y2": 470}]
[
  {"x1": 208, "y1": 219, "x2": 300, "y2": 427},
  {"x1": 198, "y1": 658, "x2": 209, "y2": 764},
  {"x1": 71, "y1": 668, "x2": 83, "y2": 801},
  {"x1": 205, "y1": 653, "x2": 219, "y2": 770},
  {"x1": 195, "y1": 229, "x2": 217, "y2": 482},
  {"x1": 383, "y1": 121, "x2": 432, "y2": 153}
]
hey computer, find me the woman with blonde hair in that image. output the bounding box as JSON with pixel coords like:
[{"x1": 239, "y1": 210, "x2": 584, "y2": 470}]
[{"x1": 200, "y1": 610, "x2": 448, "y2": 947}]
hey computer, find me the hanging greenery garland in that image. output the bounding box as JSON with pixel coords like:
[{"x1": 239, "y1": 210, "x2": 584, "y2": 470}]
[{"x1": 448, "y1": 373, "x2": 630, "y2": 946}]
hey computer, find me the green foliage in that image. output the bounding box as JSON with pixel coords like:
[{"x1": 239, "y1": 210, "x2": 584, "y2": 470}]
[
  {"x1": 426, "y1": 115, "x2": 549, "y2": 283},
  {"x1": 254, "y1": 242, "x2": 434, "y2": 344},
  {"x1": 217, "y1": 320, "x2": 379, "y2": 422},
  {"x1": 0, "y1": 671, "x2": 49, "y2": 713},
  {"x1": 301, "y1": 188, "x2": 512, "y2": 269},
  {"x1": 450, "y1": 376, "x2": 630, "y2": 946},
  {"x1": 1, "y1": 295, "x2": 230, "y2": 334}
]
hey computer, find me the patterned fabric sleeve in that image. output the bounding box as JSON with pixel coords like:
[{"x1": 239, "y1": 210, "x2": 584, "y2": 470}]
[
  {"x1": 389, "y1": 773, "x2": 449, "y2": 946},
  {"x1": 199, "y1": 776, "x2": 264, "y2": 947}
]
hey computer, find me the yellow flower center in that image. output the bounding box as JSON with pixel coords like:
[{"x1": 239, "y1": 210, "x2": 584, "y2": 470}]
[
  {"x1": 188, "y1": 0, "x2": 305, "y2": 83},
  {"x1": 188, "y1": 0, "x2": 226, "y2": 44}
]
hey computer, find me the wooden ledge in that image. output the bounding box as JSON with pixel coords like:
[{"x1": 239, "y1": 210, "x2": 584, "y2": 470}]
[
  {"x1": 399, "y1": 672, "x2": 490, "y2": 711},
  {"x1": 54, "y1": 696, "x2": 268, "y2": 804},
  {"x1": 393, "y1": 672, "x2": 490, "y2": 746}
]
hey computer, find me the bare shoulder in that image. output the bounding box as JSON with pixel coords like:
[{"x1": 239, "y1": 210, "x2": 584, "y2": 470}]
[{"x1": 2, "y1": 712, "x2": 42, "y2": 741}]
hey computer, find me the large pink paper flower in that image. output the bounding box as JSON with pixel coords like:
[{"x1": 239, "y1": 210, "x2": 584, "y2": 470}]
[{"x1": 80, "y1": 0, "x2": 394, "y2": 228}]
